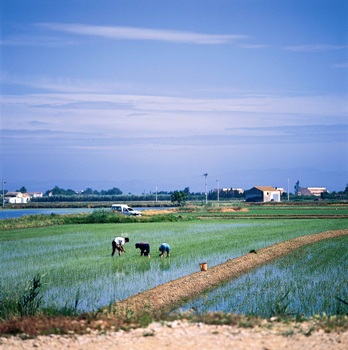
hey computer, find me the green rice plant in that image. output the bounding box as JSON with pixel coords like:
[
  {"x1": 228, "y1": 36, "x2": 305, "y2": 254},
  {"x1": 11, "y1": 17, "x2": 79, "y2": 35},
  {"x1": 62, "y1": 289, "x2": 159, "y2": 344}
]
[
  {"x1": 0, "y1": 274, "x2": 44, "y2": 319},
  {"x1": 2, "y1": 204, "x2": 347, "y2": 230},
  {"x1": 270, "y1": 288, "x2": 293, "y2": 317},
  {"x1": 0, "y1": 214, "x2": 67, "y2": 230},
  {"x1": 0, "y1": 217, "x2": 347, "y2": 316},
  {"x1": 176, "y1": 235, "x2": 348, "y2": 317},
  {"x1": 335, "y1": 297, "x2": 348, "y2": 315},
  {"x1": 243, "y1": 204, "x2": 348, "y2": 216},
  {"x1": 0, "y1": 292, "x2": 20, "y2": 320},
  {"x1": 42, "y1": 289, "x2": 81, "y2": 317}
]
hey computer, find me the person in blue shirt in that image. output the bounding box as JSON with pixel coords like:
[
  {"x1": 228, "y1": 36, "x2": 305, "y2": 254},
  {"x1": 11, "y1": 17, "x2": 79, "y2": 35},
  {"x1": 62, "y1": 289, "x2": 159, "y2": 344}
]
[
  {"x1": 159, "y1": 243, "x2": 170, "y2": 258},
  {"x1": 135, "y1": 242, "x2": 150, "y2": 258}
]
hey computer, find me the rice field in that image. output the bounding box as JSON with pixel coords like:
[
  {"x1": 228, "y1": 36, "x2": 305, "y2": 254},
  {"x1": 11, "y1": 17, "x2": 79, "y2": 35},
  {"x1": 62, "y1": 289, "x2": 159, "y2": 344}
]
[
  {"x1": 176, "y1": 235, "x2": 348, "y2": 317},
  {"x1": 1, "y1": 216, "x2": 347, "y2": 314}
]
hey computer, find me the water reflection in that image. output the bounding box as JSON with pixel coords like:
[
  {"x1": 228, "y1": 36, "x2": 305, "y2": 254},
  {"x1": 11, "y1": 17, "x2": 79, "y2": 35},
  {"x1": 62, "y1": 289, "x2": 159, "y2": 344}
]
[
  {"x1": 111, "y1": 260, "x2": 131, "y2": 276},
  {"x1": 159, "y1": 259, "x2": 171, "y2": 271},
  {"x1": 136, "y1": 259, "x2": 151, "y2": 272}
]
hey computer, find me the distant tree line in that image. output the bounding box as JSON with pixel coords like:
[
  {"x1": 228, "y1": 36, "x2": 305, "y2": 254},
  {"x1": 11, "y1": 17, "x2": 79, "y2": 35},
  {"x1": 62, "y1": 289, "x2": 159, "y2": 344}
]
[
  {"x1": 31, "y1": 185, "x2": 171, "y2": 202},
  {"x1": 45, "y1": 186, "x2": 123, "y2": 196},
  {"x1": 16, "y1": 186, "x2": 27, "y2": 193},
  {"x1": 320, "y1": 185, "x2": 348, "y2": 200},
  {"x1": 29, "y1": 186, "x2": 206, "y2": 203},
  {"x1": 11, "y1": 184, "x2": 348, "y2": 204},
  {"x1": 207, "y1": 188, "x2": 244, "y2": 200},
  {"x1": 34, "y1": 194, "x2": 174, "y2": 203}
]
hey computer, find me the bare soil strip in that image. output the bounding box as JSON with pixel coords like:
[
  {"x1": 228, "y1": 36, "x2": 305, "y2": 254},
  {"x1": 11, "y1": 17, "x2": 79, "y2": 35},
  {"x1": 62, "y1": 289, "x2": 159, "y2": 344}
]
[{"x1": 107, "y1": 229, "x2": 348, "y2": 317}]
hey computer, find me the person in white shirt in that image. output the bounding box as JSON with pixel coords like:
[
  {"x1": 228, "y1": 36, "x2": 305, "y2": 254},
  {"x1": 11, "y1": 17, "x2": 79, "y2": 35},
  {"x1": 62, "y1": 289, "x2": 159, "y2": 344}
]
[{"x1": 112, "y1": 236, "x2": 129, "y2": 256}]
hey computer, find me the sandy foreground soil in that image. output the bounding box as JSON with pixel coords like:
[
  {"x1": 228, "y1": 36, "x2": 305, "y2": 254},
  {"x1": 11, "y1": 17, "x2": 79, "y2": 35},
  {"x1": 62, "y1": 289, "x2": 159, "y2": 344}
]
[
  {"x1": 1, "y1": 229, "x2": 347, "y2": 350},
  {"x1": 1, "y1": 319, "x2": 347, "y2": 350}
]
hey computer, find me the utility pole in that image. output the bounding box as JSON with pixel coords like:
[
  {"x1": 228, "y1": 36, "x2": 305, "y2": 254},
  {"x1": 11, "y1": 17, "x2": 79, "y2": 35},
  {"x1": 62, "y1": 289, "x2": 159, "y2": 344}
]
[
  {"x1": 204, "y1": 173, "x2": 208, "y2": 204},
  {"x1": 2, "y1": 179, "x2": 6, "y2": 207},
  {"x1": 287, "y1": 178, "x2": 290, "y2": 202},
  {"x1": 216, "y1": 179, "x2": 219, "y2": 203},
  {"x1": 155, "y1": 186, "x2": 158, "y2": 203}
]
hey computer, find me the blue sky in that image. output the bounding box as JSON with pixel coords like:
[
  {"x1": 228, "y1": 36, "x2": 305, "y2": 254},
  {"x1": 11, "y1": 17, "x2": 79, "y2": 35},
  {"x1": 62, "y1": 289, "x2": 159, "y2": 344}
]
[{"x1": 1, "y1": 0, "x2": 347, "y2": 194}]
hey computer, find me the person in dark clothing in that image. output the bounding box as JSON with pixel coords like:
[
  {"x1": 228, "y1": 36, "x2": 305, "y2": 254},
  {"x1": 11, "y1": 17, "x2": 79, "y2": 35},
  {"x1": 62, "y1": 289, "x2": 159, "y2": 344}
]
[{"x1": 135, "y1": 242, "x2": 151, "y2": 258}]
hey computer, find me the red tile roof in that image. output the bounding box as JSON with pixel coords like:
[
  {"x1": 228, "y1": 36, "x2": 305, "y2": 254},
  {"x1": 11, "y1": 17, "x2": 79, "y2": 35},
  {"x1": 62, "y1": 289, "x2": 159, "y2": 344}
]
[{"x1": 254, "y1": 186, "x2": 279, "y2": 191}]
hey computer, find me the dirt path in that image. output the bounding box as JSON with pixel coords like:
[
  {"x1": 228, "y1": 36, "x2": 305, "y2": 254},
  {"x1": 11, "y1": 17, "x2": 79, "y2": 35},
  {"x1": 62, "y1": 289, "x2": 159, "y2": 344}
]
[
  {"x1": 1, "y1": 319, "x2": 347, "y2": 350},
  {"x1": 104, "y1": 229, "x2": 348, "y2": 317}
]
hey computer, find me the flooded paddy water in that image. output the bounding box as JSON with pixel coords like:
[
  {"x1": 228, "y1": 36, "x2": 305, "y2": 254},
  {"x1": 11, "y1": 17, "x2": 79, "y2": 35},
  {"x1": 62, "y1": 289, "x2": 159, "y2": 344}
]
[{"x1": 1, "y1": 218, "x2": 347, "y2": 314}]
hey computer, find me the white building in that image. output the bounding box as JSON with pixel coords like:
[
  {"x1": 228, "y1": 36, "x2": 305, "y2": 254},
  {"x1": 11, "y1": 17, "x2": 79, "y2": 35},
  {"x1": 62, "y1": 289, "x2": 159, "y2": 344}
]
[
  {"x1": 297, "y1": 187, "x2": 328, "y2": 197},
  {"x1": 28, "y1": 192, "x2": 44, "y2": 198},
  {"x1": 221, "y1": 188, "x2": 244, "y2": 194},
  {"x1": 244, "y1": 186, "x2": 281, "y2": 202},
  {"x1": 5, "y1": 192, "x2": 31, "y2": 204},
  {"x1": 307, "y1": 187, "x2": 328, "y2": 196}
]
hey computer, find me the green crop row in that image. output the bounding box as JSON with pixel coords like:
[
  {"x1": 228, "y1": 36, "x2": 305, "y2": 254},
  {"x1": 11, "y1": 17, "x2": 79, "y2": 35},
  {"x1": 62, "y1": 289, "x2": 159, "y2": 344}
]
[
  {"x1": 176, "y1": 235, "x2": 348, "y2": 317},
  {"x1": 1, "y1": 217, "x2": 347, "y2": 320}
]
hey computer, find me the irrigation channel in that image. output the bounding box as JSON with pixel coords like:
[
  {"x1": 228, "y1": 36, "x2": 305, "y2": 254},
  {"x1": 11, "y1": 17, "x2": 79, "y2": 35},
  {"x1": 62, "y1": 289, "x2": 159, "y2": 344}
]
[{"x1": 102, "y1": 229, "x2": 348, "y2": 317}]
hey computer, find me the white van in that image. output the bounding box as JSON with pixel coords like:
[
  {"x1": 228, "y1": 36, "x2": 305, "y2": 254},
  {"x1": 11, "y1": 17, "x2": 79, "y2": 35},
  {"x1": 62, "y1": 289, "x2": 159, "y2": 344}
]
[{"x1": 111, "y1": 204, "x2": 142, "y2": 216}]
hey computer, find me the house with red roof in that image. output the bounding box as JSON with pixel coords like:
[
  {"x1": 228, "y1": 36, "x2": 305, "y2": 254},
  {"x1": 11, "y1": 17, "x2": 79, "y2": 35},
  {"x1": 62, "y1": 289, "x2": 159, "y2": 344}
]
[{"x1": 244, "y1": 186, "x2": 281, "y2": 202}]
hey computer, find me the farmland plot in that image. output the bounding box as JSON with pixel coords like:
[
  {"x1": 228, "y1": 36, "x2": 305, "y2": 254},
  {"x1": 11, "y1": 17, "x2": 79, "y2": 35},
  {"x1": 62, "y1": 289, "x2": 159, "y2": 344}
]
[
  {"x1": 176, "y1": 235, "x2": 348, "y2": 317},
  {"x1": 1, "y1": 218, "x2": 347, "y2": 313}
]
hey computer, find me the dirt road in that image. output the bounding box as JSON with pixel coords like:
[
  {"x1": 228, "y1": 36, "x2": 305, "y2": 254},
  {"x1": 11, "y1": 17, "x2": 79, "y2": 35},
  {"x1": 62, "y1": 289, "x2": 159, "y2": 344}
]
[{"x1": 1, "y1": 318, "x2": 347, "y2": 350}]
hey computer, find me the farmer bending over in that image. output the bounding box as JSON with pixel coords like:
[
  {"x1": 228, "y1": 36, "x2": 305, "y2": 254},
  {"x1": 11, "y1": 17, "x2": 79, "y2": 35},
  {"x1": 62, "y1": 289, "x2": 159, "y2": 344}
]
[
  {"x1": 112, "y1": 236, "x2": 129, "y2": 256},
  {"x1": 135, "y1": 242, "x2": 151, "y2": 258},
  {"x1": 159, "y1": 243, "x2": 170, "y2": 258}
]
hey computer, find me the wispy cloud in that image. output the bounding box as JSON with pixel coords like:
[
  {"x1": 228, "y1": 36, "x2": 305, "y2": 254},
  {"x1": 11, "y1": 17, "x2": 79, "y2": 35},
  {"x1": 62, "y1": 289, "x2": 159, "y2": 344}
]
[
  {"x1": 284, "y1": 44, "x2": 348, "y2": 52},
  {"x1": 238, "y1": 44, "x2": 270, "y2": 49},
  {"x1": 2, "y1": 90, "x2": 347, "y2": 117},
  {"x1": 3, "y1": 123, "x2": 347, "y2": 153},
  {"x1": 0, "y1": 74, "x2": 120, "y2": 93},
  {"x1": 36, "y1": 23, "x2": 248, "y2": 45},
  {"x1": 332, "y1": 62, "x2": 348, "y2": 69},
  {"x1": 229, "y1": 124, "x2": 348, "y2": 143},
  {"x1": 0, "y1": 35, "x2": 78, "y2": 47}
]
